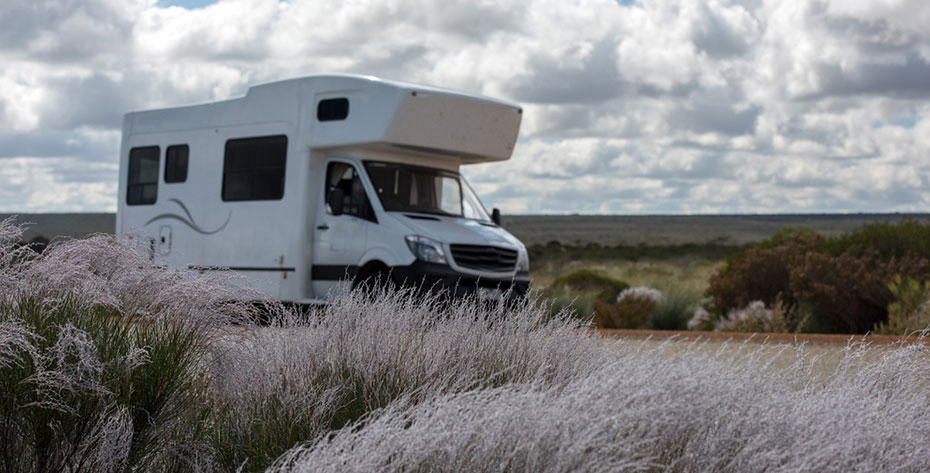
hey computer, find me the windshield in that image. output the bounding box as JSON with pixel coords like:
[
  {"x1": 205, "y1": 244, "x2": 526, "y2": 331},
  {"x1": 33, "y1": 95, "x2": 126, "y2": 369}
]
[{"x1": 364, "y1": 161, "x2": 492, "y2": 222}]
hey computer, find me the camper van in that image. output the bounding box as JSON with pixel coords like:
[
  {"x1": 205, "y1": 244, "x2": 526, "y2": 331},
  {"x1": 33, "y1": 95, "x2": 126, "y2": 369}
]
[{"x1": 116, "y1": 74, "x2": 530, "y2": 303}]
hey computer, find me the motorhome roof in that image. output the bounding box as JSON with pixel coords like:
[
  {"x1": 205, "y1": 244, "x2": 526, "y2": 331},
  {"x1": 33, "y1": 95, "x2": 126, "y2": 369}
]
[
  {"x1": 125, "y1": 74, "x2": 520, "y2": 115},
  {"x1": 124, "y1": 74, "x2": 523, "y2": 164},
  {"x1": 246, "y1": 74, "x2": 521, "y2": 110}
]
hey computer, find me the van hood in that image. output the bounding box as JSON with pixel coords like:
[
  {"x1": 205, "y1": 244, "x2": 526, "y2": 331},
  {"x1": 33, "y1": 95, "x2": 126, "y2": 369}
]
[{"x1": 391, "y1": 212, "x2": 524, "y2": 249}]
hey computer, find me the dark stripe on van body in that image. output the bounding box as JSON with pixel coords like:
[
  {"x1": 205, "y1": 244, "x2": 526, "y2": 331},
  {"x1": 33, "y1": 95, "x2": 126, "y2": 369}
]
[
  {"x1": 311, "y1": 265, "x2": 360, "y2": 281},
  {"x1": 189, "y1": 266, "x2": 296, "y2": 272}
]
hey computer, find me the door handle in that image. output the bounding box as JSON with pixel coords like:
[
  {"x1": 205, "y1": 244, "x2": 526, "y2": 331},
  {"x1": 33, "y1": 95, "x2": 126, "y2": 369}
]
[{"x1": 317, "y1": 224, "x2": 329, "y2": 230}]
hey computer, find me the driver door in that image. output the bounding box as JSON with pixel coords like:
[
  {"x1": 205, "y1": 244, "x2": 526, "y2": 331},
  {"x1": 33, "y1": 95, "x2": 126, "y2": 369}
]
[{"x1": 311, "y1": 160, "x2": 375, "y2": 298}]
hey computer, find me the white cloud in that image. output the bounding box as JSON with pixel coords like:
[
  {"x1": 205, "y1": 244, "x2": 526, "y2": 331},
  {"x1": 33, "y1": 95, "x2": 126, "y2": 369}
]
[
  {"x1": 826, "y1": 0, "x2": 930, "y2": 42},
  {"x1": 2, "y1": 0, "x2": 930, "y2": 214}
]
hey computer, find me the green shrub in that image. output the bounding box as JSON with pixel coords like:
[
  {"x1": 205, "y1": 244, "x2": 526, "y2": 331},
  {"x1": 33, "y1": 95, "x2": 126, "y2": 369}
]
[
  {"x1": 687, "y1": 307, "x2": 716, "y2": 331},
  {"x1": 591, "y1": 286, "x2": 697, "y2": 330},
  {"x1": 874, "y1": 276, "x2": 930, "y2": 336},
  {"x1": 649, "y1": 289, "x2": 699, "y2": 331},
  {"x1": 593, "y1": 296, "x2": 654, "y2": 329},
  {"x1": 716, "y1": 299, "x2": 793, "y2": 333},
  {"x1": 789, "y1": 251, "x2": 930, "y2": 333},
  {"x1": 706, "y1": 230, "x2": 821, "y2": 313},
  {"x1": 706, "y1": 220, "x2": 930, "y2": 334},
  {"x1": 547, "y1": 270, "x2": 629, "y2": 297},
  {"x1": 548, "y1": 294, "x2": 595, "y2": 321},
  {"x1": 795, "y1": 302, "x2": 832, "y2": 334},
  {"x1": 824, "y1": 219, "x2": 930, "y2": 260},
  {"x1": 0, "y1": 296, "x2": 213, "y2": 473},
  {"x1": 544, "y1": 270, "x2": 628, "y2": 323}
]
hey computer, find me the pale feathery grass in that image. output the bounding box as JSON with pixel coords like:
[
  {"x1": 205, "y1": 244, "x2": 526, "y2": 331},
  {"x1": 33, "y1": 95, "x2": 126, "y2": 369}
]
[
  {"x1": 0, "y1": 218, "x2": 265, "y2": 472},
  {"x1": 211, "y1": 285, "x2": 605, "y2": 471},
  {"x1": 270, "y1": 337, "x2": 930, "y2": 473},
  {"x1": 3, "y1": 218, "x2": 930, "y2": 472}
]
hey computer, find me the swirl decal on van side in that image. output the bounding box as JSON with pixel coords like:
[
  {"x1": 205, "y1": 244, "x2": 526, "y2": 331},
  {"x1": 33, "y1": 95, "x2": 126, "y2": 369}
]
[{"x1": 144, "y1": 198, "x2": 231, "y2": 235}]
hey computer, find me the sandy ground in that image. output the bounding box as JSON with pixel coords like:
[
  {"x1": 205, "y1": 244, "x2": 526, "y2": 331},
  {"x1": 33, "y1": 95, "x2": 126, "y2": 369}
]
[
  {"x1": 595, "y1": 328, "x2": 926, "y2": 346},
  {"x1": 595, "y1": 329, "x2": 930, "y2": 386}
]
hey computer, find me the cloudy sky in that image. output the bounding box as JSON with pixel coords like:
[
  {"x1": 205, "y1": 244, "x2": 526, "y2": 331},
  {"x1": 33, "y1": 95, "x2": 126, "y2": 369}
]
[{"x1": 1, "y1": 0, "x2": 929, "y2": 214}]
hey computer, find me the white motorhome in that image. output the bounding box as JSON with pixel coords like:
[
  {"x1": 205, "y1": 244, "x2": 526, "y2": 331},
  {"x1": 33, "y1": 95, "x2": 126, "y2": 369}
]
[{"x1": 116, "y1": 74, "x2": 529, "y2": 303}]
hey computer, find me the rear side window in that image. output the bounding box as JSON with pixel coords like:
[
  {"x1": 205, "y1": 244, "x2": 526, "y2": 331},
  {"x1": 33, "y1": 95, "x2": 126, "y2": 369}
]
[
  {"x1": 127, "y1": 146, "x2": 159, "y2": 205},
  {"x1": 317, "y1": 98, "x2": 349, "y2": 121},
  {"x1": 222, "y1": 135, "x2": 288, "y2": 201},
  {"x1": 165, "y1": 144, "x2": 189, "y2": 183}
]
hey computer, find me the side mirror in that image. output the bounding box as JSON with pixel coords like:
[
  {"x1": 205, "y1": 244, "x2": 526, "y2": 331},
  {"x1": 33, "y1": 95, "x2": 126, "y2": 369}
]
[
  {"x1": 328, "y1": 188, "x2": 345, "y2": 216},
  {"x1": 491, "y1": 207, "x2": 501, "y2": 226}
]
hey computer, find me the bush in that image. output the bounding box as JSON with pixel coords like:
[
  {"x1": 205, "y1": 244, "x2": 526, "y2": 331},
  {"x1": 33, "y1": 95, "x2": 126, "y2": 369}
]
[
  {"x1": 874, "y1": 276, "x2": 930, "y2": 336},
  {"x1": 687, "y1": 307, "x2": 714, "y2": 331},
  {"x1": 548, "y1": 293, "x2": 596, "y2": 320},
  {"x1": 0, "y1": 297, "x2": 218, "y2": 473},
  {"x1": 789, "y1": 251, "x2": 930, "y2": 333},
  {"x1": 544, "y1": 270, "x2": 629, "y2": 324},
  {"x1": 592, "y1": 287, "x2": 660, "y2": 329},
  {"x1": 706, "y1": 230, "x2": 822, "y2": 313},
  {"x1": 824, "y1": 219, "x2": 930, "y2": 260},
  {"x1": 591, "y1": 286, "x2": 697, "y2": 330},
  {"x1": 547, "y1": 269, "x2": 629, "y2": 298},
  {"x1": 649, "y1": 288, "x2": 699, "y2": 331},
  {"x1": 716, "y1": 300, "x2": 792, "y2": 333},
  {"x1": 593, "y1": 296, "x2": 654, "y2": 329},
  {"x1": 0, "y1": 219, "x2": 253, "y2": 472},
  {"x1": 706, "y1": 221, "x2": 930, "y2": 333}
]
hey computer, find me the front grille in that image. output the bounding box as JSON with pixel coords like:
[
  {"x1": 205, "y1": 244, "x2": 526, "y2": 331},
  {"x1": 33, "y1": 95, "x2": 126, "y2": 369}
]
[{"x1": 450, "y1": 244, "x2": 518, "y2": 272}]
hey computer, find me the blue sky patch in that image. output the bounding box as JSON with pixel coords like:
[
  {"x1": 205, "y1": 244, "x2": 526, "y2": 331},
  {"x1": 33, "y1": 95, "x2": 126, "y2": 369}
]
[
  {"x1": 891, "y1": 116, "x2": 918, "y2": 129},
  {"x1": 874, "y1": 116, "x2": 919, "y2": 129},
  {"x1": 157, "y1": 0, "x2": 219, "y2": 9}
]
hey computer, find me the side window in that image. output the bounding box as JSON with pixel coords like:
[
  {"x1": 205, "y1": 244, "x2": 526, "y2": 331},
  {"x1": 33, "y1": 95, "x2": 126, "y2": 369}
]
[
  {"x1": 325, "y1": 162, "x2": 376, "y2": 223},
  {"x1": 222, "y1": 135, "x2": 287, "y2": 201},
  {"x1": 127, "y1": 146, "x2": 159, "y2": 205},
  {"x1": 317, "y1": 98, "x2": 349, "y2": 121},
  {"x1": 165, "y1": 144, "x2": 189, "y2": 183}
]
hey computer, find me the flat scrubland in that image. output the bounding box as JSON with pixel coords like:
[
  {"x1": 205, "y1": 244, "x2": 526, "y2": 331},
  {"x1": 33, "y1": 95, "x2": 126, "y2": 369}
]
[
  {"x1": 0, "y1": 213, "x2": 115, "y2": 241},
  {"x1": 531, "y1": 218, "x2": 930, "y2": 339},
  {"x1": 6, "y1": 212, "x2": 930, "y2": 246},
  {"x1": 2, "y1": 218, "x2": 930, "y2": 472},
  {"x1": 8, "y1": 211, "x2": 930, "y2": 335},
  {"x1": 503, "y1": 213, "x2": 930, "y2": 246}
]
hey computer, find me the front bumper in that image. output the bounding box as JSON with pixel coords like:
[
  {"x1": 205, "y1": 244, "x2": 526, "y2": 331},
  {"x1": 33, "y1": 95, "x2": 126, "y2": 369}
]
[{"x1": 390, "y1": 260, "x2": 530, "y2": 300}]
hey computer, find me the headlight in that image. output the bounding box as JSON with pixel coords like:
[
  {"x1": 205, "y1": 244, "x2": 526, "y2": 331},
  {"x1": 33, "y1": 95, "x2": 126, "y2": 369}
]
[
  {"x1": 405, "y1": 235, "x2": 448, "y2": 264},
  {"x1": 516, "y1": 249, "x2": 530, "y2": 272}
]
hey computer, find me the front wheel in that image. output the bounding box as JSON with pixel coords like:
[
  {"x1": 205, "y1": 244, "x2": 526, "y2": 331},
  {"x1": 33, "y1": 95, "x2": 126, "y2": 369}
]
[{"x1": 352, "y1": 266, "x2": 397, "y2": 295}]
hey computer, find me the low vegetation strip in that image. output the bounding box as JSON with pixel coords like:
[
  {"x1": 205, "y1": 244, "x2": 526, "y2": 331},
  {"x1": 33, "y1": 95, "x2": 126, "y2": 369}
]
[
  {"x1": 503, "y1": 213, "x2": 930, "y2": 246},
  {"x1": 596, "y1": 329, "x2": 929, "y2": 346},
  {"x1": 538, "y1": 220, "x2": 930, "y2": 338},
  {"x1": 2, "y1": 217, "x2": 930, "y2": 472}
]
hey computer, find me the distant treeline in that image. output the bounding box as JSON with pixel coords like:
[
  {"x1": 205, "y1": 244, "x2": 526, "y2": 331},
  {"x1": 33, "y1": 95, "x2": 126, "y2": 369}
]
[
  {"x1": 4, "y1": 212, "x2": 930, "y2": 248},
  {"x1": 529, "y1": 239, "x2": 746, "y2": 261},
  {"x1": 503, "y1": 213, "x2": 930, "y2": 246},
  {"x1": 0, "y1": 213, "x2": 114, "y2": 241}
]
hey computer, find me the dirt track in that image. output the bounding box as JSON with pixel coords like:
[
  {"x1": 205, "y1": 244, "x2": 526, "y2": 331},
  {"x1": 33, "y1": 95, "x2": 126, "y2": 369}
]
[{"x1": 595, "y1": 328, "x2": 927, "y2": 346}]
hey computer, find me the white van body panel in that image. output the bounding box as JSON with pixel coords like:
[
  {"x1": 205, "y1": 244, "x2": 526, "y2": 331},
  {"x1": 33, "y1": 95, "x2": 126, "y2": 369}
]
[{"x1": 116, "y1": 74, "x2": 529, "y2": 302}]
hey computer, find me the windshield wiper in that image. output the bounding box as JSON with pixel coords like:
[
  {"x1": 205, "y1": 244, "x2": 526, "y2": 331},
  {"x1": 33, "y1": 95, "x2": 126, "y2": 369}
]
[{"x1": 405, "y1": 208, "x2": 459, "y2": 218}]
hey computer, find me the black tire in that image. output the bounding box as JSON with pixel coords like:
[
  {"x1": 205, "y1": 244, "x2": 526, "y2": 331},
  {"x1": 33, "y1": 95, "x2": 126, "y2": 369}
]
[{"x1": 353, "y1": 266, "x2": 396, "y2": 295}]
